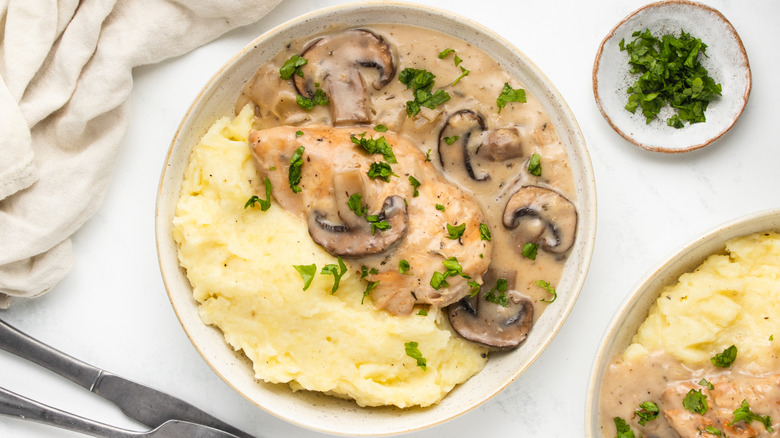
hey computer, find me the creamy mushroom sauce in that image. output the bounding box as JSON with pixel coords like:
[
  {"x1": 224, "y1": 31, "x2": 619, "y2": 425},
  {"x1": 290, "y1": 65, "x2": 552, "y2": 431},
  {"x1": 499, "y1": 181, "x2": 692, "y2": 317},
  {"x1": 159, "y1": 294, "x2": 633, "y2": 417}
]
[
  {"x1": 600, "y1": 352, "x2": 780, "y2": 437},
  {"x1": 236, "y1": 24, "x2": 577, "y2": 345}
]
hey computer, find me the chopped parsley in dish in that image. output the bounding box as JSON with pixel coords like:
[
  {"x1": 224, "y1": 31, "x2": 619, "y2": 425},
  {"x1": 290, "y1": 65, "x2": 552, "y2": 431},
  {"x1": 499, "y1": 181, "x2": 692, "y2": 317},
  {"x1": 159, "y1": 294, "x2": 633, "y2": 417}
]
[{"x1": 619, "y1": 29, "x2": 722, "y2": 128}]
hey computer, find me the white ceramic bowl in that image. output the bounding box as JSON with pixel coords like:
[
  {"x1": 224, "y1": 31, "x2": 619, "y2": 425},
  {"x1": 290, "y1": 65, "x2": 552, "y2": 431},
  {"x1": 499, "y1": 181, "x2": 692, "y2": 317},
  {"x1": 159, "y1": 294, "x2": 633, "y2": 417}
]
[
  {"x1": 586, "y1": 207, "x2": 780, "y2": 437},
  {"x1": 593, "y1": 0, "x2": 751, "y2": 153},
  {"x1": 156, "y1": 2, "x2": 597, "y2": 435}
]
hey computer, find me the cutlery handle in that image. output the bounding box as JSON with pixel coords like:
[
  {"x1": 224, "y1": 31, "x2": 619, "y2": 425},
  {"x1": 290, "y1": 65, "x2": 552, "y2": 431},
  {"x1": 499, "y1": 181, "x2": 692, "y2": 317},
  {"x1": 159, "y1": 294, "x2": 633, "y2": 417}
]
[
  {"x1": 0, "y1": 319, "x2": 102, "y2": 391},
  {"x1": 0, "y1": 386, "x2": 135, "y2": 438}
]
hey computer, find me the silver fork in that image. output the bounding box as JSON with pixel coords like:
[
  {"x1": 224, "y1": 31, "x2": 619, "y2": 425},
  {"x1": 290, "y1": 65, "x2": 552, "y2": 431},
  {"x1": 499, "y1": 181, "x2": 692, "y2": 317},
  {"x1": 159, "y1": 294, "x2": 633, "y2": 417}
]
[{"x1": 0, "y1": 386, "x2": 242, "y2": 438}]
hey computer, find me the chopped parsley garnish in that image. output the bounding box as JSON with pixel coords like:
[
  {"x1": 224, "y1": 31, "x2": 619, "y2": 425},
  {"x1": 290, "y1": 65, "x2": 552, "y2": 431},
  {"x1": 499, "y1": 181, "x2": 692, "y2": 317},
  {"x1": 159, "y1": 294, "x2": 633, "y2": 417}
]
[
  {"x1": 437, "y1": 49, "x2": 468, "y2": 85},
  {"x1": 636, "y1": 401, "x2": 659, "y2": 426},
  {"x1": 367, "y1": 161, "x2": 397, "y2": 182},
  {"x1": 683, "y1": 388, "x2": 709, "y2": 415},
  {"x1": 399, "y1": 259, "x2": 411, "y2": 275},
  {"x1": 699, "y1": 378, "x2": 714, "y2": 390},
  {"x1": 350, "y1": 134, "x2": 397, "y2": 163},
  {"x1": 293, "y1": 263, "x2": 316, "y2": 291},
  {"x1": 479, "y1": 223, "x2": 491, "y2": 241},
  {"x1": 408, "y1": 175, "x2": 421, "y2": 197},
  {"x1": 446, "y1": 223, "x2": 466, "y2": 240},
  {"x1": 536, "y1": 280, "x2": 557, "y2": 303},
  {"x1": 360, "y1": 266, "x2": 378, "y2": 279},
  {"x1": 279, "y1": 54, "x2": 307, "y2": 80},
  {"x1": 443, "y1": 135, "x2": 459, "y2": 145},
  {"x1": 430, "y1": 257, "x2": 469, "y2": 290},
  {"x1": 320, "y1": 256, "x2": 347, "y2": 294},
  {"x1": 711, "y1": 345, "x2": 737, "y2": 368},
  {"x1": 613, "y1": 417, "x2": 635, "y2": 438},
  {"x1": 467, "y1": 280, "x2": 481, "y2": 297},
  {"x1": 619, "y1": 29, "x2": 722, "y2": 127},
  {"x1": 438, "y1": 48, "x2": 462, "y2": 66},
  {"x1": 296, "y1": 88, "x2": 329, "y2": 110},
  {"x1": 496, "y1": 82, "x2": 526, "y2": 113},
  {"x1": 521, "y1": 242, "x2": 538, "y2": 260},
  {"x1": 424, "y1": 149, "x2": 432, "y2": 162},
  {"x1": 417, "y1": 308, "x2": 428, "y2": 316},
  {"x1": 441, "y1": 257, "x2": 463, "y2": 275},
  {"x1": 430, "y1": 271, "x2": 450, "y2": 290},
  {"x1": 528, "y1": 153, "x2": 542, "y2": 176},
  {"x1": 452, "y1": 66, "x2": 470, "y2": 86},
  {"x1": 362, "y1": 280, "x2": 379, "y2": 304},
  {"x1": 702, "y1": 426, "x2": 722, "y2": 436},
  {"x1": 288, "y1": 146, "x2": 305, "y2": 194},
  {"x1": 244, "y1": 196, "x2": 262, "y2": 209},
  {"x1": 399, "y1": 67, "x2": 451, "y2": 116},
  {"x1": 730, "y1": 399, "x2": 773, "y2": 432},
  {"x1": 295, "y1": 130, "x2": 304, "y2": 137},
  {"x1": 347, "y1": 193, "x2": 367, "y2": 217},
  {"x1": 365, "y1": 214, "x2": 391, "y2": 234},
  {"x1": 374, "y1": 124, "x2": 388, "y2": 132},
  {"x1": 404, "y1": 341, "x2": 427, "y2": 370},
  {"x1": 244, "y1": 177, "x2": 273, "y2": 211},
  {"x1": 438, "y1": 48, "x2": 455, "y2": 59},
  {"x1": 435, "y1": 203, "x2": 445, "y2": 211},
  {"x1": 485, "y1": 278, "x2": 509, "y2": 307},
  {"x1": 347, "y1": 194, "x2": 390, "y2": 234}
]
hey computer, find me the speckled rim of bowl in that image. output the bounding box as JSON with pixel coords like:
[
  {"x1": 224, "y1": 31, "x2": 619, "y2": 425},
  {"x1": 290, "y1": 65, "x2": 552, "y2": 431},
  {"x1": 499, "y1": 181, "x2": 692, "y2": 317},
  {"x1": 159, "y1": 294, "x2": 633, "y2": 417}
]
[
  {"x1": 592, "y1": 0, "x2": 751, "y2": 153},
  {"x1": 155, "y1": 2, "x2": 597, "y2": 436},
  {"x1": 585, "y1": 207, "x2": 780, "y2": 437}
]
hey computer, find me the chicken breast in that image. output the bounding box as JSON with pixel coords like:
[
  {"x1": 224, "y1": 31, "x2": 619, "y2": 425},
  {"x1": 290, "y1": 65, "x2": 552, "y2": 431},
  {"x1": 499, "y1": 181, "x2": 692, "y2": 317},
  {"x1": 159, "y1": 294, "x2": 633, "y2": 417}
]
[
  {"x1": 660, "y1": 376, "x2": 780, "y2": 438},
  {"x1": 249, "y1": 125, "x2": 492, "y2": 315}
]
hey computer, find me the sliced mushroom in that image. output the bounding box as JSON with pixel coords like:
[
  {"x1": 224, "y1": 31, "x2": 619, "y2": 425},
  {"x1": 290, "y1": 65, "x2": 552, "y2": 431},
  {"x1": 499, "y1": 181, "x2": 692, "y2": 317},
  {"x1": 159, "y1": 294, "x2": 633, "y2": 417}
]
[
  {"x1": 308, "y1": 195, "x2": 408, "y2": 257},
  {"x1": 294, "y1": 29, "x2": 395, "y2": 125},
  {"x1": 503, "y1": 185, "x2": 577, "y2": 254},
  {"x1": 438, "y1": 110, "x2": 489, "y2": 181},
  {"x1": 447, "y1": 269, "x2": 534, "y2": 349},
  {"x1": 480, "y1": 128, "x2": 524, "y2": 161},
  {"x1": 333, "y1": 170, "x2": 368, "y2": 229}
]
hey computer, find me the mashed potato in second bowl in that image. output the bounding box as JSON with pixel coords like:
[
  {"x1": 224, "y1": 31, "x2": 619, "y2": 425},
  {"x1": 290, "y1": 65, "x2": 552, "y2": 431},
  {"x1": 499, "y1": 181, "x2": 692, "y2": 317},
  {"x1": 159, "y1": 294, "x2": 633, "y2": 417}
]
[
  {"x1": 172, "y1": 106, "x2": 488, "y2": 408},
  {"x1": 600, "y1": 231, "x2": 780, "y2": 437},
  {"x1": 626, "y1": 231, "x2": 780, "y2": 367}
]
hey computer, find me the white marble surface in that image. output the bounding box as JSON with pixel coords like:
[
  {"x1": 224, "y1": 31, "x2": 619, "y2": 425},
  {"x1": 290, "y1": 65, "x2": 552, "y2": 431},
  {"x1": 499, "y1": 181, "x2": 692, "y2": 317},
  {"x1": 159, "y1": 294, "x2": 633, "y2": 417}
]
[{"x1": 1, "y1": 0, "x2": 777, "y2": 437}]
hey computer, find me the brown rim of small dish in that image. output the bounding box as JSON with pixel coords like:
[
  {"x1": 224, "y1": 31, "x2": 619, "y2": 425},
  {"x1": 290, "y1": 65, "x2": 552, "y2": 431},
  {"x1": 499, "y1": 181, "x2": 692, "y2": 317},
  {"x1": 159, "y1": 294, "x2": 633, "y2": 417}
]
[{"x1": 592, "y1": 0, "x2": 751, "y2": 153}]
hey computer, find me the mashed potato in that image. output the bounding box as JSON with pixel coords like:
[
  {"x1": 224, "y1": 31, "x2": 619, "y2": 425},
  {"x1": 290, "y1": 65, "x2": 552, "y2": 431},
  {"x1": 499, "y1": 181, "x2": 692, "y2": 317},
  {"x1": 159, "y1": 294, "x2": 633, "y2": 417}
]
[
  {"x1": 624, "y1": 231, "x2": 780, "y2": 367},
  {"x1": 172, "y1": 106, "x2": 488, "y2": 408}
]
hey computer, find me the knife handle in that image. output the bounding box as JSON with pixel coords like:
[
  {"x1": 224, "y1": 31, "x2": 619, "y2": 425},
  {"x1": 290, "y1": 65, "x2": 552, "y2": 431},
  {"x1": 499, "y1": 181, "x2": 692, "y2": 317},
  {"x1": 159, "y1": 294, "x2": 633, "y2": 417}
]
[
  {"x1": 0, "y1": 386, "x2": 134, "y2": 438},
  {"x1": 0, "y1": 319, "x2": 102, "y2": 391}
]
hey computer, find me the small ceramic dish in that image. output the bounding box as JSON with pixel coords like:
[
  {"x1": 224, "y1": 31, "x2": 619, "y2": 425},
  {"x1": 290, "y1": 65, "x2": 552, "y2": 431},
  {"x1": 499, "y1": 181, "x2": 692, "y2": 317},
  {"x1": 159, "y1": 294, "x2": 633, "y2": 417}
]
[
  {"x1": 585, "y1": 207, "x2": 780, "y2": 437},
  {"x1": 593, "y1": 0, "x2": 751, "y2": 153},
  {"x1": 156, "y1": 2, "x2": 596, "y2": 436}
]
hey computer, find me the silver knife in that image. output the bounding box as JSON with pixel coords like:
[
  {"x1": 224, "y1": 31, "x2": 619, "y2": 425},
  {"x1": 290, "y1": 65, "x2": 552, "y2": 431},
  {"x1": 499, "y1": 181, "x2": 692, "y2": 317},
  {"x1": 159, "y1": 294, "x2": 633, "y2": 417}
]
[
  {"x1": 0, "y1": 385, "x2": 242, "y2": 438},
  {"x1": 0, "y1": 319, "x2": 254, "y2": 438}
]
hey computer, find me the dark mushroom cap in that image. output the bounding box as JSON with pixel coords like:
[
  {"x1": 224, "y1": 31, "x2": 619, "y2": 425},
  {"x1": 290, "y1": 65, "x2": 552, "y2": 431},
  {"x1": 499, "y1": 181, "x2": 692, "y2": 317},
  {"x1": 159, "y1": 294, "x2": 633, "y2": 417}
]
[
  {"x1": 308, "y1": 195, "x2": 408, "y2": 257},
  {"x1": 438, "y1": 109, "x2": 489, "y2": 181},
  {"x1": 294, "y1": 29, "x2": 395, "y2": 125},
  {"x1": 447, "y1": 269, "x2": 534, "y2": 349},
  {"x1": 502, "y1": 185, "x2": 577, "y2": 254}
]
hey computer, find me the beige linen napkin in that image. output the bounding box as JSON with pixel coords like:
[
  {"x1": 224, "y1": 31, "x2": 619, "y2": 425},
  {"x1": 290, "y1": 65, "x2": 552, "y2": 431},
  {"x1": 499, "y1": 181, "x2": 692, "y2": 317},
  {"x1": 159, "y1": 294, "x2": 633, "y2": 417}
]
[{"x1": 0, "y1": 0, "x2": 281, "y2": 307}]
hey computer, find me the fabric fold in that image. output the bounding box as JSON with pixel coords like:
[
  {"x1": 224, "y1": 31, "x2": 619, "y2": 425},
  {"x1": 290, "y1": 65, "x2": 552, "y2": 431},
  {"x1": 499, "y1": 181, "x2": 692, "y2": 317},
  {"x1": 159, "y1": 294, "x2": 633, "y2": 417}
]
[{"x1": 0, "y1": 0, "x2": 282, "y2": 307}]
